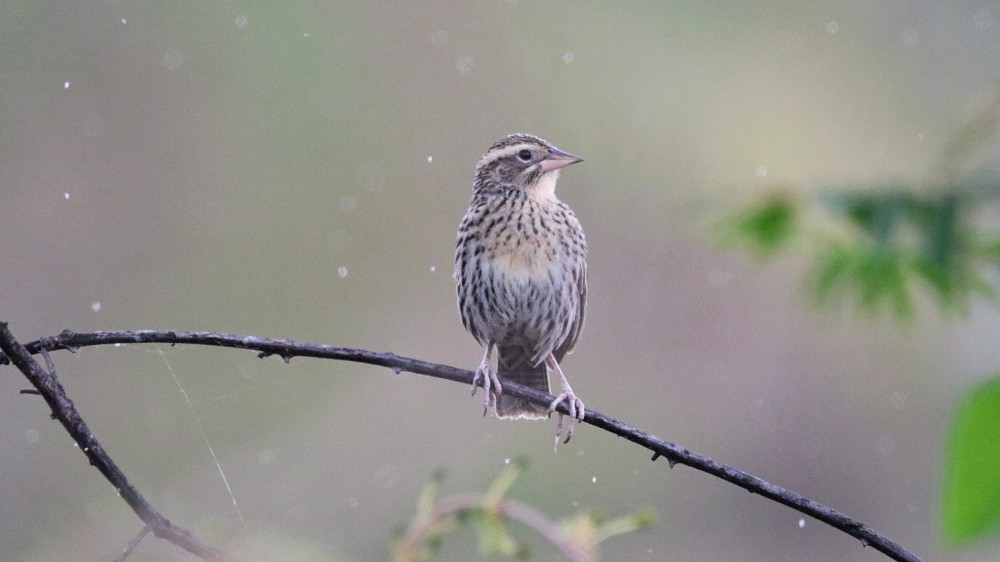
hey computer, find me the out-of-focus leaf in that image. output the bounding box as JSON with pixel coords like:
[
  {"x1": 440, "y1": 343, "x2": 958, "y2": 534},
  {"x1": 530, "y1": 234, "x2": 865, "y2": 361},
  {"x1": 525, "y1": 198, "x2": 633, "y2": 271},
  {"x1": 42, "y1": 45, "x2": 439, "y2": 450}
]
[
  {"x1": 977, "y1": 238, "x2": 1000, "y2": 265},
  {"x1": 720, "y1": 195, "x2": 796, "y2": 257},
  {"x1": 810, "y1": 242, "x2": 914, "y2": 317},
  {"x1": 474, "y1": 510, "x2": 519, "y2": 556},
  {"x1": 942, "y1": 377, "x2": 1000, "y2": 545},
  {"x1": 826, "y1": 190, "x2": 918, "y2": 242},
  {"x1": 920, "y1": 195, "x2": 960, "y2": 269}
]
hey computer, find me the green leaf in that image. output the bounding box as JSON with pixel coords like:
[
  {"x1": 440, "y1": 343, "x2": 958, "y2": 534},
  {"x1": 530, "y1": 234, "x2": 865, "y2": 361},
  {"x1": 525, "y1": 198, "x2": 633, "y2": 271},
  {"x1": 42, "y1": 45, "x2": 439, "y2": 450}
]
[
  {"x1": 942, "y1": 376, "x2": 1000, "y2": 545},
  {"x1": 809, "y1": 242, "x2": 914, "y2": 318},
  {"x1": 720, "y1": 195, "x2": 796, "y2": 257}
]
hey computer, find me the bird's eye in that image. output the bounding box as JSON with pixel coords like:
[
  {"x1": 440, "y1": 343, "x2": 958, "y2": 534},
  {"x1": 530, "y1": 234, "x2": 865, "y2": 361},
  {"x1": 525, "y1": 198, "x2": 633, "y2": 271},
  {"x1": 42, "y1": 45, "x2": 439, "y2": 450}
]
[{"x1": 516, "y1": 149, "x2": 533, "y2": 162}]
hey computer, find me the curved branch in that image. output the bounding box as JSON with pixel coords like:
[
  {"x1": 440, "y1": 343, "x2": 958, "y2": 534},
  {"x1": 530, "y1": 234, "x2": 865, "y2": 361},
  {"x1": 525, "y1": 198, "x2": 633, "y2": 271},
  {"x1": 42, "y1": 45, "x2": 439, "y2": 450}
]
[
  {"x1": 0, "y1": 324, "x2": 238, "y2": 561},
  {"x1": 0, "y1": 328, "x2": 922, "y2": 562},
  {"x1": 395, "y1": 493, "x2": 592, "y2": 562}
]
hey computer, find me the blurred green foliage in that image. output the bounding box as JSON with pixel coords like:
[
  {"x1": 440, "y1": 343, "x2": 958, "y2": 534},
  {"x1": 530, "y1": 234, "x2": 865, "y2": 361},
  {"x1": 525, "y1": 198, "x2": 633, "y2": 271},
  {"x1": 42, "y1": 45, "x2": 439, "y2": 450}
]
[
  {"x1": 722, "y1": 195, "x2": 797, "y2": 258},
  {"x1": 942, "y1": 377, "x2": 1000, "y2": 545},
  {"x1": 393, "y1": 459, "x2": 654, "y2": 562},
  {"x1": 724, "y1": 90, "x2": 1000, "y2": 548},
  {"x1": 722, "y1": 93, "x2": 1000, "y2": 319}
]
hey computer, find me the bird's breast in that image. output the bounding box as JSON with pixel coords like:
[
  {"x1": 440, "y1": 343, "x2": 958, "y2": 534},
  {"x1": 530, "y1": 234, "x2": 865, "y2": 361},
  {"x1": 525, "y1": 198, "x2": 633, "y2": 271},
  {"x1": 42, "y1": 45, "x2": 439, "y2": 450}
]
[
  {"x1": 483, "y1": 208, "x2": 561, "y2": 281},
  {"x1": 489, "y1": 238, "x2": 554, "y2": 280}
]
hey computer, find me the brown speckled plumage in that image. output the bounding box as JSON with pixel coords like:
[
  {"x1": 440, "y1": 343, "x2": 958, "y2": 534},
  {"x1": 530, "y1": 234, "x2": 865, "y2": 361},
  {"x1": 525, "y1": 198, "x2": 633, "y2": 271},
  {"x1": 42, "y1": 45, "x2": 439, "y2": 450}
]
[{"x1": 455, "y1": 134, "x2": 587, "y2": 438}]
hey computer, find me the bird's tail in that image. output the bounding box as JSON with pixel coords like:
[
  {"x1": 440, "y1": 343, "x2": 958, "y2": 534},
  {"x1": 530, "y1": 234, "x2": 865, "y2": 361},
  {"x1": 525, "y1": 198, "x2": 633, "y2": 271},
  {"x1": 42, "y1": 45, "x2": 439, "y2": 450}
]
[{"x1": 496, "y1": 345, "x2": 550, "y2": 419}]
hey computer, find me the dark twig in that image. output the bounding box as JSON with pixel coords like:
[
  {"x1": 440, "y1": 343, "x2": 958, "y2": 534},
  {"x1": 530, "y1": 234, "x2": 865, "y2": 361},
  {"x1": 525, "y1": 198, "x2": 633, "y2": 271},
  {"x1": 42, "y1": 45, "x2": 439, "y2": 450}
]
[
  {"x1": 0, "y1": 324, "x2": 238, "y2": 562},
  {"x1": 0, "y1": 328, "x2": 922, "y2": 562}
]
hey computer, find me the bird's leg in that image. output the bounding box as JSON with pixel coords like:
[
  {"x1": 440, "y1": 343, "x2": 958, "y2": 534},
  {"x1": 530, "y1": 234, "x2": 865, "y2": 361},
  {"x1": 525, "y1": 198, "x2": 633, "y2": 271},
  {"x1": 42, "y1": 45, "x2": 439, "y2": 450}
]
[
  {"x1": 471, "y1": 345, "x2": 502, "y2": 415},
  {"x1": 545, "y1": 354, "x2": 585, "y2": 443}
]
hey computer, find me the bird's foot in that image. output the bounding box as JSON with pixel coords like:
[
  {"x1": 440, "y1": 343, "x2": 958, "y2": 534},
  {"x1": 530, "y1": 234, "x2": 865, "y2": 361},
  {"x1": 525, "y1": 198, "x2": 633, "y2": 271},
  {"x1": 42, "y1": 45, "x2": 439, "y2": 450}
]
[
  {"x1": 548, "y1": 389, "x2": 585, "y2": 444},
  {"x1": 471, "y1": 362, "x2": 502, "y2": 416}
]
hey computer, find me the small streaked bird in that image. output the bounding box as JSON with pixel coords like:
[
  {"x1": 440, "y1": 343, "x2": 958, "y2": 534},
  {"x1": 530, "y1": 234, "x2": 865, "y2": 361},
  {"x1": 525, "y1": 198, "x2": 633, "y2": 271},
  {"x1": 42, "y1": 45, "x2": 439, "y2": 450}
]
[{"x1": 455, "y1": 133, "x2": 588, "y2": 442}]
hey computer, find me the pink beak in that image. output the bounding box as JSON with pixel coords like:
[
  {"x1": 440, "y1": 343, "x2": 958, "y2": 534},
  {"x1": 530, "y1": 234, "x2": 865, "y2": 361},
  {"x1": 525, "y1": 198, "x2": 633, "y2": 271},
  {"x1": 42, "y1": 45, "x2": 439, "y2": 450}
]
[{"x1": 539, "y1": 147, "x2": 583, "y2": 173}]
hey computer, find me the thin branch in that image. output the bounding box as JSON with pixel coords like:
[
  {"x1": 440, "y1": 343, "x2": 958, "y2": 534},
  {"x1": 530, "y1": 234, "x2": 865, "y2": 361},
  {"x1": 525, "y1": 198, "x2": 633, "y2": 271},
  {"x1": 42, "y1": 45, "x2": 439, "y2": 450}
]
[
  {"x1": 0, "y1": 324, "x2": 238, "y2": 562},
  {"x1": 0, "y1": 328, "x2": 923, "y2": 562},
  {"x1": 113, "y1": 525, "x2": 153, "y2": 562}
]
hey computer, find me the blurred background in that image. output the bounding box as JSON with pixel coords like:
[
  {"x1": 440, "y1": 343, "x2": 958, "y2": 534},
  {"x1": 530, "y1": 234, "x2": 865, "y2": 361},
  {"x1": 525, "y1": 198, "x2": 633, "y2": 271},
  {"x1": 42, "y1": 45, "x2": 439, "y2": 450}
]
[{"x1": 2, "y1": 2, "x2": 999, "y2": 561}]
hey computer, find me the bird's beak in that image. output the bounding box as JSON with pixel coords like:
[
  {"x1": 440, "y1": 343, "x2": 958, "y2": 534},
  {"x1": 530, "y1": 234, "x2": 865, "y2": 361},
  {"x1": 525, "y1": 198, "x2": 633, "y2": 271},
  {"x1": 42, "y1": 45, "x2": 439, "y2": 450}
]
[{"x1": 539, "y1": 147, "x2": 583, "y2": 173}]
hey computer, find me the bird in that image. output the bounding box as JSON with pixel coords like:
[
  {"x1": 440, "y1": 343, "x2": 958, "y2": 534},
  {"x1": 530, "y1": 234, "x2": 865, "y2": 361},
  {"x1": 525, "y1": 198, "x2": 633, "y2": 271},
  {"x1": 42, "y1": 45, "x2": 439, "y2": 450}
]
[{"x1": 455, "y1": 133, "x2": 588, "y2": 442}]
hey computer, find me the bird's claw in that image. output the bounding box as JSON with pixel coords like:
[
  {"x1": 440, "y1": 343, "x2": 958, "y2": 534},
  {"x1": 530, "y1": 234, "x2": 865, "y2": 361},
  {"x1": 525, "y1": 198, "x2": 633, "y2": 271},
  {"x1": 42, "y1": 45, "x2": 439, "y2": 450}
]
[
  {"x1": 548, "y1": 391, "x2": 585, "y2": 444},
  {"x1": 471, "y1": 363, "x2": 502, "y2": 416}
]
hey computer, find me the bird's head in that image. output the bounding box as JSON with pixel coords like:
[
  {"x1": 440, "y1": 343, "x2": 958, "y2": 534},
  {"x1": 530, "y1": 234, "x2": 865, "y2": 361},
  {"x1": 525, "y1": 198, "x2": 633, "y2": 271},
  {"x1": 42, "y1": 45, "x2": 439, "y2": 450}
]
[{"x1": 474, "y1": 134, "x2": 583, "y2": 199}]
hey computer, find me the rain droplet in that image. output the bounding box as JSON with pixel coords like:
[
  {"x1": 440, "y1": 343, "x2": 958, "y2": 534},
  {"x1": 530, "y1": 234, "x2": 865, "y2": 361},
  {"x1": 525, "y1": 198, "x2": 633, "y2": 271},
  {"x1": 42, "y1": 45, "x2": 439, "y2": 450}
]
[
  {"x1": 755, "y1": 165, "x2": 768, "y2": 178},
  {"x1": 84, "y1": 113, "x2": 105, "y2": 137},
  {"x1": 826, "y1": 21, "x2": 839, "y2": 34},
  {"x1": 562, "y1": 51, "x2": 575, "y2": 64},
  {"x1": 349, "y1": 498, "x2": 360, "y2": 508},
  {"x1": 63, "y1": 81, "x2": 71, "y2": 89},
  {"x1": 456, "y1": 56, "x2": 474, "y2": 73},
  {"x1": 235, "y1": 14, "x2": 248, "y2": 28},
  {"x1": 373, "y1": 464, "x2": 401, "y2": 488},
  {"x1": 504, "y1": 457, "x2": 510, "y2": 465},
  {"x1": 430, "y1": 29, "x2": 448, "y2": 48},
  {"x1": 591, "y1": 476, "x2": 597, "y2": 483},
  {"x1": 91, "y1": 302, "x2": 101, "y2": 312},
  {"x1": 338, "y1": 266, "x2": 348, "y2": 278},
  {"x1": 339, "y1": 196, "x2": 357, "y2": 212},
  {"x1": 120, "y1": 17, "x2": 127, "y2": 25},
  {"x1": 163, "y1": 48, "x2": 185, "y2": 71},
  {"x1": 798, "y1": 518, "x2": 805, "y2": 528},
  {"x1": 708, "y1": 268, "x2": 732, "y2": 288},
  {"x1": 889, "y1": 391, "x2": 906, "y2": 410},
  {"x1": 114, "y1": 343, "x2": 122, "y2": 347},
  {"x1": 973, "y1": 7, "x2": 994, "y2": 29},
  {"x1": 426, "y1": 155, "x2": 433, "y2": 163},
  {"x1": 876, "y1": 434, "x2": 895, "y2": 454},
  {"x1": 280, "y1": 355, "x2": 293, "y2": 364},
  {"x1": 303, "y1": 32, "x2": 311, "y2": 38},
  {"x1": 391, "y1": 366, "x2": 402, "y2": 375},
  {"x1": 430, "y1": 266, "x2": 436, "y2": 272},
  {"x1": 64, "y1": 192, "x2": 70, "y2": 200}
]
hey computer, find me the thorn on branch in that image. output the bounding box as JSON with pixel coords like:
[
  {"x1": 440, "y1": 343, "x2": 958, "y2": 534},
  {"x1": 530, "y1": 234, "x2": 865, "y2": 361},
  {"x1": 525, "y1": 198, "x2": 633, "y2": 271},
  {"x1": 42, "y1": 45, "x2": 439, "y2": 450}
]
[{"x1": 649, "y1": 451, "x2": 678, "y2": 468}]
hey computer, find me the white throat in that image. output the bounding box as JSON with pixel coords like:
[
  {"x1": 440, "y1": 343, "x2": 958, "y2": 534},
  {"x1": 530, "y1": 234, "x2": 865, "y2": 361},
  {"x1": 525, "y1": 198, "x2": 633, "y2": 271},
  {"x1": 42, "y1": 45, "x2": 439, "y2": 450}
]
[{"x1": 528, "y1": 170, "x2": 560, "y2": 203}]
